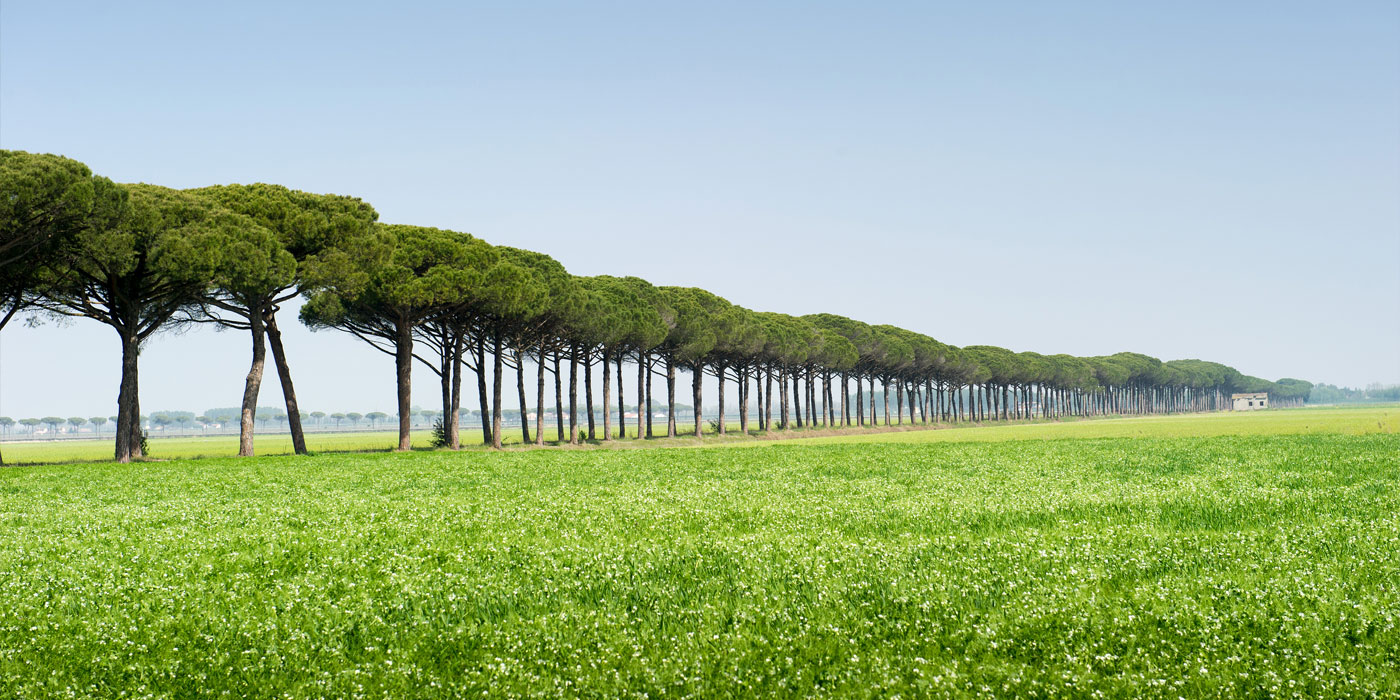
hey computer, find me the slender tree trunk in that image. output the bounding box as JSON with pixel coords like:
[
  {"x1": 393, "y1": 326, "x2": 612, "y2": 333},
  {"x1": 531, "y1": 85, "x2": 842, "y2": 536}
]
[
  {"x1": 516, "y1": 348, "x2": 530, "y2": 444},
  {"x1": 792, "y1": 371, "x2": 803, "y2": 428},
  {"x1": 820, "y1": 375, "x2": 828, "y2": 426},
  {"x1": 808, "y1": 372, "x2": 817, "y2": 426},
  {"x1": 617, "y1": 353, "x2": 626, "y2": 439},
  {"x1": 476, "y1": 338, "x2": 491, "y2": 445},
  {"x1": 449, "y1": 332, "x2": 463, "y2": 449},
  {"x1": 569, "y1": 345, "x2": 580, "y2": 444},
  {"x1": 692, "y1": 364, "x2": 703, "y2": 437},
  {"x1": 535, "y1": 346, "x2": 546, "y2": 446},
  {"x1": 585, "y1": 351, "x2": 596, "y2": 441},
  {"x1": 395, "y1": 319, "x2": 413, "y2": 451},
  {"x1": 666, "y1": 359, "x2": 677, "y2": 438},
  {"x1": 763, "y1": 367, "x2": 773, "y2": 430},
  {"x1": 755, "y1": 368, "x2": 764, "y2": 430},
  {"x1": 802, "y1": 372, "x2": 811, "y2": 426},
  {"x1": 841, "y1": 375, "x2": 849, "y2": 427},
  {"x1": 554, "y1": 351, "x2": 564, "y2": 442},
  {"x1": 807, "y1": 370, "x2": 817, "y2": 426},
  {"x1": 237, "y1": 309, "x2": 267, "y2": 457},
  {"x1": 779, "y1": 369, "x2": 790, "y2": 429},
  {"x1": 264, "y1": 312, "x2": 307, "y2": 455},
  {"x1": 862, "y1": 378, "x2": 873, "y2": 425},
  {"x1": 739, "y1": 368, "x2": 749, "y2": 434},
  {"x1": 856, "y1": 376, "x2": 864, "y2": 427},
  {"x1": 716, "y1": 364, "x2": 727, "y2": 435},
  {"x1": 491, "y1": 336, "x2": 504, "y2": 449},
  {"x1": 644, "y1": 354, "x2": 653, "y2": 438},
  {"x1": 439, "y1": 332, "x2": 454, "y2": 447},
  {"x1": 602, "y1": 349, "x2": 612, "y2": 442}
]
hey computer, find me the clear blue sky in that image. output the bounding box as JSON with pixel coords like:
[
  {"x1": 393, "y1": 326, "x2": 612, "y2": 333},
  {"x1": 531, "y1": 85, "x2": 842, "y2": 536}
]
[{"x1": 2, "y1": 1, "x2": 1397, "y2": 418}]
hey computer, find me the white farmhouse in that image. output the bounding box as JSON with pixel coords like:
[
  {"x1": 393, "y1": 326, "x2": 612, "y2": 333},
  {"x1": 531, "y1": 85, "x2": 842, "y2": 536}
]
[{"x1": 1231, "y1": 392, "x2": 1269, "y2": 411}]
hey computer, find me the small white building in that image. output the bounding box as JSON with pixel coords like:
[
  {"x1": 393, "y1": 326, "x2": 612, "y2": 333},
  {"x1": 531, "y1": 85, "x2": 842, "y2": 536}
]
[{"x1": 1232, "y1": 392, "x2": 1268, "y2": 411}]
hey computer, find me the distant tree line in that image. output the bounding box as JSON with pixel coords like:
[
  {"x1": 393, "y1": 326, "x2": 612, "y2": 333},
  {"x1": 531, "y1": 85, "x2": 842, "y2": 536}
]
[
  {"x1": 1305, "y1": 383, "x2": 1400, "y2": 404},
  {"x1": 1, "y1": 150, "x2": 1315, "y2": 463}
]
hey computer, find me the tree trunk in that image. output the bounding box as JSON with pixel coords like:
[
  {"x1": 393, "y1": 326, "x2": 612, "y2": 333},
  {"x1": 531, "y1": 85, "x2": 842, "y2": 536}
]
[
  {"x1": 841, "y1": 375, "x2": 849, "y2": 427},
  {"x1": 602, "y1": 349, "x2": 612, "y2": 442},
  {"x1": 792, "y1": 371, "x2": 803, "y2": 428},
  {"x1": 476, "y1": 338, "x2": 491, "y2": 445},
  {"x1": 880, "y1": 379, "x2": 889, "y2": 426},
  {"x1": 394, "y1": 319, "x2": 413, "y2": 451},
  {"x1": 237, "y1": 308, "x2": 267, "y2": 457},
  {"x1": 756, "y1": 369, "x2": 767, "y2": 428},
  {"x1": 666, "y1": 358, "x2": 677, "y2": 438},
  {"x1": 855, "y1": 375, "x2": 864, "y2": 427},
  {"x1": 439, "y1": 331, "x2": 454, "y2": 448},
  {"x1": 871, "y1": 377, "x2": 879, "y2": 426},
  {"x1": 535, "y1": 346, "x2": 546, "y2": 446},
  {"x1": 692, "y1": 364, "x2": 703, "y2": 437},
  {"x1": 644, "y1": 354, "x2": 653, "y2": 438},
  {"x1": 767, "y1": 367, "x2": 776, "y2": 430},
  {"x1": 449, "y1": 331, "x2": 463, "y2": 449},
  {"x1": 516, "y1": 347, "x2": 530, "y2": 444},
  {"x1": 264, "y1": 312, "x2": 307, "y2": 455},
  {"x1": 585, "y1": 351, "x2": 596, "y2": 440},
  {"x1": 807, "y1": 372, "x2": 816, "y2": 426},
  {"x1": 717, "y1": 363, "x2": 727, "y2": 435},
  {"x1": 115, "y1": 329, "x2": 142, "y2": 463},
  {"x1": 819, "y1": 375, "x2": 826, "y2": 426},
  {"x1": 491, "y1": 336, "x2": 504, "y2": 449},
  {"x1": 569, "y1": 345, "x2": 580, "y2": 444},
  {"x1": 779, "y1": 369, "x2": 790, "y2": 429},
  {"x1": 617, "y1": 353, "x2": 626, "y2": 439},
  {"x1": 554, "y1": 351, "x2": 564, "y2": 442},
  {"x1": 738, "y1": 368, "x2": 749, "y2": 434}
]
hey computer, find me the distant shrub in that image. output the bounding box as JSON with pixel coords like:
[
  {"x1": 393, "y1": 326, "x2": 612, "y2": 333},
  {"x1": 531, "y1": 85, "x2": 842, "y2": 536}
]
[{"x1": 430, "y1": 418, "x2": 449, "y2": 448}]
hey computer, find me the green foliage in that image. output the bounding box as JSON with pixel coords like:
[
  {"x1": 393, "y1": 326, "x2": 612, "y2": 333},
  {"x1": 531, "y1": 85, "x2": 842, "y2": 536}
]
[
  {"x1": 0, "y1": 150, "x2": 124, "y2": 329},
  {"x1": 1308, "y1": 382, "x2": 1399, "y2": 403},
  {"x1": 33, "y1": 184, "x2": 244, "y2": 340},
  {"x1": 190, "y1": 183, "x2": 377, "y2": 261},
  {"x1": 302, "y1": 224, "x2": 493, "y2": 336},
  {"x1": 429, "y1": 417, "x2": 450, "y2": 448}
]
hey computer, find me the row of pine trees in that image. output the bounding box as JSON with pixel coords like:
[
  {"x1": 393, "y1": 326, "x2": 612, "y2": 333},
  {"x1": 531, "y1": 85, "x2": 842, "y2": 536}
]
[{"x1": 1, "y1": 151, "x2": 1313, "y2": 463}]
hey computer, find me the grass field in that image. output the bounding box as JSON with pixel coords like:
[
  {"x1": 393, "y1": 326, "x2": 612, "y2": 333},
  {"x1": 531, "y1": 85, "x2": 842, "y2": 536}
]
[
  {"x1": 5, "y1": 405, "x2": 1396, "y2": 464},
  {"x1": 2, "y1": 408, "x2": 1397, "y2": 698}
]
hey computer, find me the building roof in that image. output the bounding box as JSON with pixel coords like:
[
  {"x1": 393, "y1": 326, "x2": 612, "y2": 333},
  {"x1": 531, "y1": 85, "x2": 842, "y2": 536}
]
[{"x1": 1231, "y1": 392, "x2": 1269, "y2": 399}]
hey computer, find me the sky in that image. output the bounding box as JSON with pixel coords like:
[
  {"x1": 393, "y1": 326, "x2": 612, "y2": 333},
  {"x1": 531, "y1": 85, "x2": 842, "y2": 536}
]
[{"x1": 1, "y1": 0, "x2": 1398, "y2": 419}]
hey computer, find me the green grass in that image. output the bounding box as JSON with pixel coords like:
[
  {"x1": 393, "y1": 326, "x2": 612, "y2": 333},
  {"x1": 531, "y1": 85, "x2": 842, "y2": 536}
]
[
  {"x1": 788, "y1": 405, "x2": 1400, "y2": 445},
  {"x1": 1, "y1": 408, "x2": 1397, "y2": 698},
  {"x1": 5, "y1": 405, "x2": 1397, "y2": 465},
  {"x1": 0, "y1": 429, "x2": 438, "y2": 464}
]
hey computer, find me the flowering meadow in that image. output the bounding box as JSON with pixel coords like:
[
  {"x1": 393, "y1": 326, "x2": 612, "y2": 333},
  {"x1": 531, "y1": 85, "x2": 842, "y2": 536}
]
[{"x1": 1, "y1": 427, "x2": 1397, "y2": 697}]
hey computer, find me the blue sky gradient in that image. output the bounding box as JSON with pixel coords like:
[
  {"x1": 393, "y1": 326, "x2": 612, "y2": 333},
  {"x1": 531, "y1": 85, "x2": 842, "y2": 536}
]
[{"x1": 2, "y1": 1, "x2": 1397, "y2": 417}]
